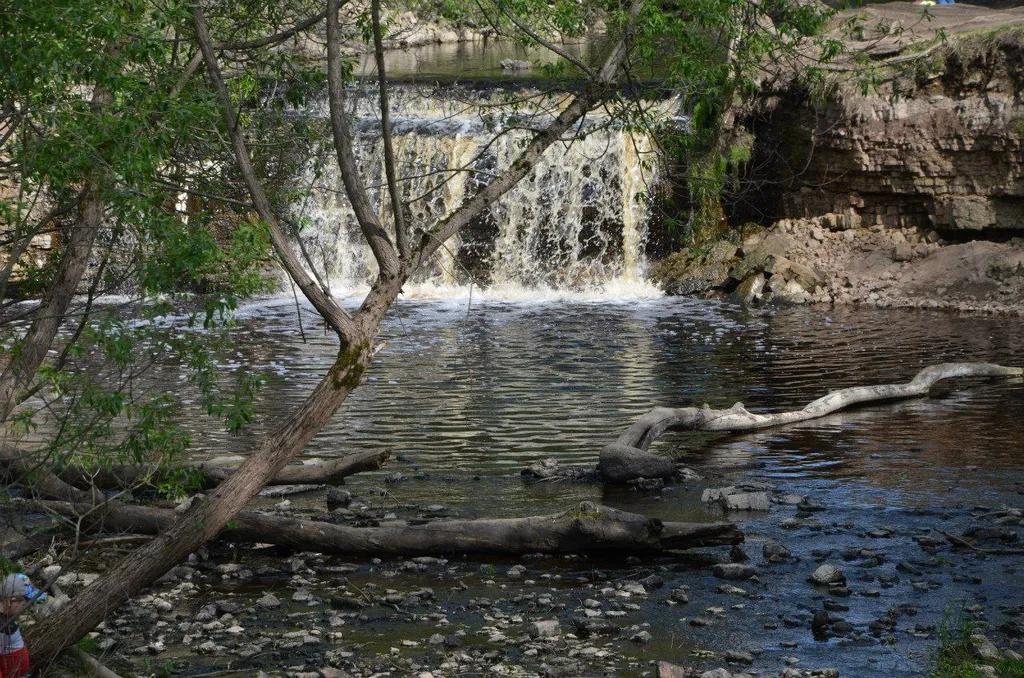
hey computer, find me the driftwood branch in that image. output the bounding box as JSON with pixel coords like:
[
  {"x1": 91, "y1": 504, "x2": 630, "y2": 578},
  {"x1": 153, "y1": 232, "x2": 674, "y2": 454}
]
[
  {"x1": 601, "y1": 362, "x2": 1022, "y2": 483},
  {"x1": 66, "y1": 647, "x2": 124, "y2": 678},
  {"x1": 938, "y1": 530, "x2": 1024, "y2": 556},
  {"x1": 39, "y1": 500, "x2": 741, "y2": 556},
  {"x1": 55, "y1": 450, "x2": 390, "y2": 492}
]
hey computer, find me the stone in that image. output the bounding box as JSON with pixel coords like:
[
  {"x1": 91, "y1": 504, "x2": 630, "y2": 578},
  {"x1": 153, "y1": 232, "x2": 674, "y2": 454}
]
[
  {"x1": 499, "y1": 59, "x2": 531, "y2": 70},
  {"x1": 763, "y1": 540, "x2": 792, "y2": 563},
  {"x1": 195, "y1": 604, "x2": 218, "y2": 622},
  {"x1": 257, "y1": 593, "x2": 281, "y2": 609},
  {"x1": 730, "y1": 273, "x2": 766, "y2": 305},
  {"x1": 700, "y1": 669, "x2": 733, "y2": 678},
  {"x1": 724, "y1": 650, "x2": 755, "y2": 665},
  {"x1": 530, "y1": 619, "x2": 560, "y2": 639},
  {"x1": 809, "y1": 564, "x2": 846, "y2": 586},
  {"x1": 326, "y1": 487, "x2": 352, "y2": 509},
  {"x1": 651, "y1": 240, "x2": 739, "y2": 295},
  {"x1": 712, "y1": 564, "x2": 756, "y2": 581},
  {"x1": 893, "y1": 241, "x2": 914, "y2": 262},
  {"x1": 936, "y1": 196, "x2": 996, "y2": 231},
  {"x1": 669, "y1": 586, "x2": 691, "y2": 604},
  {"x1": 732, "y1": 233, "x2": 795, "y2": 280},
  {"x1": 630, "y1": 630, "x2": 653, "y2": 644},
  {"x1": 723, "y1": 492, "x2": 770, "y2": 511},
  {"x1": 812, "y1": 611, "x2": 831, "y2": 637},
  {"x1": 571, "y1": 616, "x2": 620, "y2": 637},
  {"x1": 969, "y1": 634, "x2": 1003, "y2": 662},
  {"x1": 657, "y1": 662, "x2": 694, "y2": 678}
]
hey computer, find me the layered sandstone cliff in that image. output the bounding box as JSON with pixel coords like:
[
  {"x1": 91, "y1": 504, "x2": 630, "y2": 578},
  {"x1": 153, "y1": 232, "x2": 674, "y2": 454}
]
[{"x1": 655, "y1": 7, "x2": 1024, "y2": 314}]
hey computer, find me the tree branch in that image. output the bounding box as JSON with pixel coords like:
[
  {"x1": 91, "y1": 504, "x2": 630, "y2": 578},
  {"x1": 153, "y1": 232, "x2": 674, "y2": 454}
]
[
  {"x1": 326, "y1": 0, "x2": 401, "y2": 281},
  {"x1": 415, "y1": 0, "x2": 644, "y2": 264},
  {"x1": 0, "y1": 88, "x2": 110, "y2": 423},
  {"x1": 372, "y1": 0, "x2": 409, "y2": 260},
  {"x1": 496, "y1": 2, "x2": 597, "y2": 79},
  {"x1": 193, "y1": 7, "x2": 359, "y2": 344}
]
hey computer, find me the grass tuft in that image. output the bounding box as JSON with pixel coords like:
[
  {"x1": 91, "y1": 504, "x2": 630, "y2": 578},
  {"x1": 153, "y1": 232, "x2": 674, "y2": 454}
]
[
  {"x1": 932, "y1": 604, "x2": 1024, "y2": 678},
  {"x1": 932, "y1": 605, "x2": 983, "y2": 678}
]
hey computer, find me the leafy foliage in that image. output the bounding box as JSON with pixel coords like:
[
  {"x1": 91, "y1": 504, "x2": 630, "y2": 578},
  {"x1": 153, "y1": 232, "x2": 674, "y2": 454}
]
[{"x1": 0, "y1": 0, "x2": 320, "y2": 498}]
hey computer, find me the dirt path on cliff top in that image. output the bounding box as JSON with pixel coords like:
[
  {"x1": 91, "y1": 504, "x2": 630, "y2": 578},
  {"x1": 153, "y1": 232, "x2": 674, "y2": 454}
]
[{"x1": 834, "y1": 2, "x2": 1024, "y2": 57}]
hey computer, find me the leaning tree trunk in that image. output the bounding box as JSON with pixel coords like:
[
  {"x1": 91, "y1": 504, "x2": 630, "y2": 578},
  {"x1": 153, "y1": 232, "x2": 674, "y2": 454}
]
[
  {"x1": 25, "y1": 2, "x2": 644, "y2": 665},
  {"x1": 0, "y1": 88, "x2": 109, "y2": 422},
  {"x1": 600, "y1": 362, "x2": 1022, "y2": 483},
  {"x1": 24, "y1": 344, "x2": 375, "y2": 667},
  {"x1": 39, "y1": 500, "x2": 742, "y2": 555}
]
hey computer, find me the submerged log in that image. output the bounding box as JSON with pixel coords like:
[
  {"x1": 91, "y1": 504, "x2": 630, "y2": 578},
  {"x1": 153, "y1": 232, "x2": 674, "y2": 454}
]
[
  {"x1": 38, "y1": 500, "x2": 742, "y2": 556},
  {"x1": 601, "y1": 362, "x2": 1022, "y2": 483},
  {"x1": 56, "y1": 449, "x2": 390, "y2": 492}
]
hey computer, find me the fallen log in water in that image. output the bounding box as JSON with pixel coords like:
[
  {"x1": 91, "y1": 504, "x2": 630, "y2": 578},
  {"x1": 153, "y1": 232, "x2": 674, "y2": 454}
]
[
  {"x1": 37, "y1": 500, "x2": 742, "y2": 556},
  {"x1": 55, "y1": 449, "x2": 390, "y2": 491},
  {"x1": 601, "y1": 362, "x2": 1022, "y2": 483}
]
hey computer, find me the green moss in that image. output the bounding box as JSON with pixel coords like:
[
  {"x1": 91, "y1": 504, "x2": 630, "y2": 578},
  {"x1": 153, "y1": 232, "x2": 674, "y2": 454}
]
[{"x1": 331, "y1": 340, "x2": 370, "y2": 391}]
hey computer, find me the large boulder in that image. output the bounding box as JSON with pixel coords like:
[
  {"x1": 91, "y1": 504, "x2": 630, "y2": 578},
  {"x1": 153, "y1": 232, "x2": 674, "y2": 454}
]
[
  {"x1": 651, "y1": 240, "x2": 739, "y2": 295},
  {"x1": 598, "y1": 443, "x2": 676, "y2": 483}
]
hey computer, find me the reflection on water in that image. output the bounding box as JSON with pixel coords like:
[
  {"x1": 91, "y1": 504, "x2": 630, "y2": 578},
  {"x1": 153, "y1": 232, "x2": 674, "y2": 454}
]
[
  {"x1": 210, "y1": 297, "x2": 1024, "y2": 517},
  {"x1": 354, "y1": 38, "x2": 615, "y2": 82}
]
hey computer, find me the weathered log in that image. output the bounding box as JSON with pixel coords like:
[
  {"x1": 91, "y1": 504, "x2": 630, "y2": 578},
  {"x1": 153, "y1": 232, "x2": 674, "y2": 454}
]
[
  {"x1": 38, "y1": 500, "x2": 742, "y2": 556},
  {"x1": 599, "y1": 442, "x2": 677, "y2": 484},
  {"x1": 56, "y1": 449, "x2": 390, "y2": 491},
  {"x1": 601, "y1": 362, "x2": 1022, "y2": 482},
  {"x1": 0, "y1": 533, "x2": 50, "y2": 560}
]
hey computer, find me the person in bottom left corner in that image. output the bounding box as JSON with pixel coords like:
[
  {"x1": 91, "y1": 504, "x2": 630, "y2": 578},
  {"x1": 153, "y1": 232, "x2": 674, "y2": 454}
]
[{"x1": 0, "y1": 574, "x2": 46, "y2": 678}]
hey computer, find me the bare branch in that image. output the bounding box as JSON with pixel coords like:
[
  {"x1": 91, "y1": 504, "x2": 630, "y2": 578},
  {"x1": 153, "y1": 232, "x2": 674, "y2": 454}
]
[
  {"x1": 496, "y1": 2, "x2": 597, "y2": 79},
  {"x1": 415, "y1": 0, "x2": 645, "y2": 264}
]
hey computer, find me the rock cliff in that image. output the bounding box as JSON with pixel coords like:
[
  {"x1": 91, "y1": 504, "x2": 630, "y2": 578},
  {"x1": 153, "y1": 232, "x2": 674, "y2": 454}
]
[
  {"x1": 655, "y1": 9, "x2": 1024, "y2": 314},
  {"x1": 766, "y1": 11, "x2": 1024, "y2": 234}
]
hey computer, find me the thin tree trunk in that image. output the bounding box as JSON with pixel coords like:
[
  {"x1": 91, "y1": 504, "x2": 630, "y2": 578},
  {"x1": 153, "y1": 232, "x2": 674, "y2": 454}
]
[
  {"x1": 0, "y1": 88, "x2": 110, "y2": 422},
  {"x1": 371, "y1": 0, "x2": 409, "y2": 260},
  {"x1": 39, "y1": 500, "x2": 743, "y2": 555}
]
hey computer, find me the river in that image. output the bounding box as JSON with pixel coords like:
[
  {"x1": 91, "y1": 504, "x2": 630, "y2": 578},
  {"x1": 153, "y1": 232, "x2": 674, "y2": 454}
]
[{"x1": 126, "y1": 293, "x2": 1024, "y2": 678}]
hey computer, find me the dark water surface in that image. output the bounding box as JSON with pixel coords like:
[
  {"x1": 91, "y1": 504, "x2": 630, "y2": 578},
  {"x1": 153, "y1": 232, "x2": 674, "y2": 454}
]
[
  {"x1": 185, "y1": 296, "x2": 1023, "y2": 677},
  {"x1": 218, "y1": 296, "x2": 1024, "y2": 510}
]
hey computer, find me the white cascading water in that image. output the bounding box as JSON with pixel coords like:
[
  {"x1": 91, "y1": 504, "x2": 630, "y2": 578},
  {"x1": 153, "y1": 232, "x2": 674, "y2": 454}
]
[{"x1": 293, "y1": 85, "x2": 663, "y2": 300}]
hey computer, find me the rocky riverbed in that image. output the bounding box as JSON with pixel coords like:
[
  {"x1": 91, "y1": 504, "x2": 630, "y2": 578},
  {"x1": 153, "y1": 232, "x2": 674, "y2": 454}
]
[
  {"x1": 34, "y1": 465, "x2": 1023, "y2": 678},
  {"x1": 652, "y1": 218, "x2": 1024, "y2": 316}
]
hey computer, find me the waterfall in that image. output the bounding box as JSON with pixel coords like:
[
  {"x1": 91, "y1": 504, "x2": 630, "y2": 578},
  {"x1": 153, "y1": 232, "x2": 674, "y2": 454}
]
[{"x1": 293, "y1": 85, "x2": 664, "y2": 299}]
